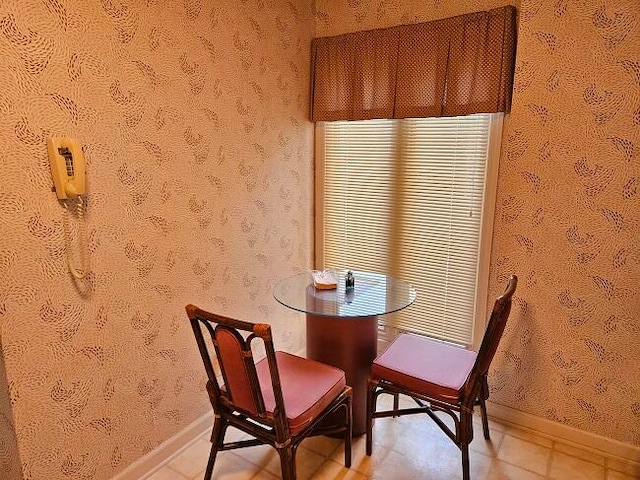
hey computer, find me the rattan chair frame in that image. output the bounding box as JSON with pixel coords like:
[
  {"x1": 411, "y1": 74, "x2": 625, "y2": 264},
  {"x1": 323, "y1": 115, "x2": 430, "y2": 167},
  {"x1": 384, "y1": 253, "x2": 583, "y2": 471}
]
[
  {"x1": 365, "y1": 275, "x2": 517, "y2": 480},
  {"x1": 187, "y1": 305, "x2": 352, "y2": 480}
]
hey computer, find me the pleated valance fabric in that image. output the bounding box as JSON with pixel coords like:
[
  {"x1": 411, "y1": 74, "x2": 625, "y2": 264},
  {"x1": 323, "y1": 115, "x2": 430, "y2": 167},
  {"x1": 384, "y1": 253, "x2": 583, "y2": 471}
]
[{"x1": 310, "y1": 6, "x2": 517, "y2": 121}]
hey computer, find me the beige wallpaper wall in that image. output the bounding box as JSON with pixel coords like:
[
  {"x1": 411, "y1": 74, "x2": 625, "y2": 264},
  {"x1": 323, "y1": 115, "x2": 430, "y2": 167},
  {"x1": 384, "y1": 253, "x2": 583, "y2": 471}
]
[
  {"x1": 315, "y1": 0, "x2": 640, "y2": 446},
  {"x1": 0, "y1": 0, "x2": 314, "y2": 478},
  {"x1": 0, "y1": 0, "x2": 637, "y2": 477},
  {"x1": 490, "y1": 0, "x2": 639, "y2": 446},
  {"x1": 0, "y1": 344, "x2": 21, "y2": 480}
]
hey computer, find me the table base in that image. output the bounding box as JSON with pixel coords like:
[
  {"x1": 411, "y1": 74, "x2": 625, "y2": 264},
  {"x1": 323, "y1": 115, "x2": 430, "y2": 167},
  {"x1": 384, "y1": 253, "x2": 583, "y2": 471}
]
[{"x1": 306, "y1": 314, "x2": 378, "y2": 436}]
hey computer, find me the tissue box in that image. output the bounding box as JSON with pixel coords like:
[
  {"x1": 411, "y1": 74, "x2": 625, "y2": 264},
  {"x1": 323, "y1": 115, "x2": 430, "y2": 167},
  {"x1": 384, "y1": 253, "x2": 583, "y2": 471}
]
[{"x1": 311, "y1": 270, "x2": 337, "y2": 290}]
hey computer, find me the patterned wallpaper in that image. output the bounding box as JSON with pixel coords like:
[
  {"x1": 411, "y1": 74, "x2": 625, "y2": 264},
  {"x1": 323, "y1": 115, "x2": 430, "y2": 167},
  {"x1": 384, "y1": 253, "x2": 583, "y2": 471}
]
[
  {"x1": 0, "y1": 345, "x2": 21, "y2": 479},
  {"x1": 316, "y1": 0, "x2": 640, "y2": 446},
  {"x1": 491, "y1": 0, "x2": 639, "y2": 446},
  {"x1": 0, "y1": 0, "x2": 313, "y2": 478},
  {"x1": 0, "y1": 0, "x2": 637, "y2": 477}
]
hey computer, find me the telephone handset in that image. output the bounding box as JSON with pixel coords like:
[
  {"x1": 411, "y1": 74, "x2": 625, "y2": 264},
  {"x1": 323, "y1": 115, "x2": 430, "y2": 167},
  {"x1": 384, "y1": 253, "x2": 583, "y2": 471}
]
[
  {"x1": 48, "y1": 137, "x2": 89, "y2": 280},
  {"x1": 48, "y1": 137, "x2": 86, "y2": 199}
]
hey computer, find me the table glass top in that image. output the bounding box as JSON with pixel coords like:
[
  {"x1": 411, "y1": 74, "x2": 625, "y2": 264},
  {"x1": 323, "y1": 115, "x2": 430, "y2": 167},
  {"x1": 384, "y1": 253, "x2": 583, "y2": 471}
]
[{"x1": 273, "y1": 270, "x2": 416, "y2": 318}]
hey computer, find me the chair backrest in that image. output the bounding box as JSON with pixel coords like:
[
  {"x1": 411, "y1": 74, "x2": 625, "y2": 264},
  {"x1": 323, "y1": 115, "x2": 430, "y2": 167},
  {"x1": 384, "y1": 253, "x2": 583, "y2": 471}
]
[
  {"x1": 185, "y1": 305, "x2": 286, "y2": 423},
  {"x1": 461, "y1": 275, "x2": 518, "y2": 402}
]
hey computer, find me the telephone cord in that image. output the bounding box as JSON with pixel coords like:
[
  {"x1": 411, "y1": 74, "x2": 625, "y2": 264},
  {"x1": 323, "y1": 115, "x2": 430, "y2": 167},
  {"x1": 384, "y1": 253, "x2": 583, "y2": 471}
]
[{"x1": 63, "y1": 196, "x2": 89, "y2": 279}]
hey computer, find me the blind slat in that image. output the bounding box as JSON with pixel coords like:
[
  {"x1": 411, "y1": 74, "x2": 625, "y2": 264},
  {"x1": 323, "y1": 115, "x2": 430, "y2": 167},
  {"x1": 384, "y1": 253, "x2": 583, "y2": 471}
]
[{"x1": 321, "y1": 114, "x2": 492, "y2": 345}]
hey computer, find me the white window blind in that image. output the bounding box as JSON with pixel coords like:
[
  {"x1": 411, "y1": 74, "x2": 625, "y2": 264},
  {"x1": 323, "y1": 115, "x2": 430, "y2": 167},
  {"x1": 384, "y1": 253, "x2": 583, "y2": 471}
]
[{"x1": 317, "y1": 114, "x2": 498, "y2": 346}]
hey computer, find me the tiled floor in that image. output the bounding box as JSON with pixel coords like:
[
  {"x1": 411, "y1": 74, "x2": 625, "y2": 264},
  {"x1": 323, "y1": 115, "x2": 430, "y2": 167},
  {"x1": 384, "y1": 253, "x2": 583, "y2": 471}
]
[{"x1": 146, "y1": 397, "x2": 640, "y2": 480}]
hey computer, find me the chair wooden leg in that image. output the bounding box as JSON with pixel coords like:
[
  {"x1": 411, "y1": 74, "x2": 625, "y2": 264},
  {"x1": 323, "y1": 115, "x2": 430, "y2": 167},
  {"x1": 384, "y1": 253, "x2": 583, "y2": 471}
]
[
  {"x1": 278, "y1": 445, "x2": 296, "y2": 480},
  {"x1": 210, "y1": 417, "x2": 227, "y2": 448},
  {"x1": 204, "y1": 418, "x2": 226, "y2": 479},
  {"x1": 462, "y1": 441, "x2": 470, "y2": 480},
  {"x1": 460, "y1": 412, "x2": 473, "y2": 480},
  {"x1": 203, "y1": 443, "x2": 218, "y2": 480},
  {"x1": 344, "y1": 396, "x2": 353, "y2": 468},
  {"x1": 393, "y1": 392, "x2": 399, "y2": 417},
  {"x1": 365, "y1": 382, "x2": 375, "y2": 456},
  {"x1": 479, "y1": 376, "x2": 491, "y2": 440},
  {"x1": 478, "y1": 396, "x2": 490, "y2": 440}
]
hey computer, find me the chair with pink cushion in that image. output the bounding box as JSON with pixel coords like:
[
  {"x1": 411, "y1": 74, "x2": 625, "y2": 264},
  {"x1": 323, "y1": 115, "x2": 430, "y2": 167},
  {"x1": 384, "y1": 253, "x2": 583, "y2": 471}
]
[
  {"x1": 186, "y1": 305, "x2": 352, "y2": 480},
  {"x1": 365, "y1": 275, "x2": 517, "y2": 480}
]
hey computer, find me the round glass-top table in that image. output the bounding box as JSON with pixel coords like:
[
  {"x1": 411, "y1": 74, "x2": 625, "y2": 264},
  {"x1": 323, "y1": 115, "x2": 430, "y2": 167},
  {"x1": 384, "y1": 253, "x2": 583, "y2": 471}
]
[
  {"x1": 273, "y1": 270, "x2": 416, "y2": 435},
  {"x1": 273, "y1": 270, "x2": 416, "y2": 318}
]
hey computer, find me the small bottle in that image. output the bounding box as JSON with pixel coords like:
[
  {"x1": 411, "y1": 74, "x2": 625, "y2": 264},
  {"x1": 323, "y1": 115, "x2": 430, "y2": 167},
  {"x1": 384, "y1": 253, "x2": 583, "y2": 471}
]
[{"x1": 345, "y1": 270, "x2": 355, "y2": 291}]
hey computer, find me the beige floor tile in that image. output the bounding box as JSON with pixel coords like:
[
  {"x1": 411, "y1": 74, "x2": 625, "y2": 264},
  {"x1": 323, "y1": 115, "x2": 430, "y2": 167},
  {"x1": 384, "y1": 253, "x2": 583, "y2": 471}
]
[
  {"x1": 197, "y1": 425, "x2": 248, "y2": 442},
  {"x1": 607, "y1": 457, "x2": 640, "y2": 477},
  {"x1": 377, "y1": 392, "x2": 413, "y2": 410},
  {"x1": 146, "y1": 466, "x2": 188, "y2": 480},
  {"x1": 606, "y1": 469, "x2": 640, "y2": 480},
  {"x1": 168, "y1": 439, "x2": 213, "y2": 478},
  {"x1": 403, "y1": 427, "x2": 462, "y2": 472},
  {"x1": 301, "y1": 435, "x2": 343, "y2": 457},
  {"x1": 469, "y1": 450, "x2": 495, "y2": 480},
  {"x1": 257, "y1": 444, "x2": 326, "y2": 478},
  {"x1": 230, "y1": 444, "x2": 279, "y2": 471},
  {"x1": 250, "y1": 470, "x2": 279, "y2": 480},
  {"x1": 145, "y1": 404, "x2": 637, "y2": 480},
  {"x1": 504, "y1": 425, "x2": 554, "y2": 448},
  {"x1": 358, "y1": 411, "x2": 501, "y2": 479},
  {"x1": 549, "y1": 451, "x2": 605, "y2": 479},
  {"x1": 357, "y1": 431, "x2": 494, "y2": 480},
  {"x1": 487, "y1": 458, "x2": 547, "y2": 480},
  {"x1": 418, "y1": 442, "x2": 498, "y2": 479},
  {"x1": 222, "y1": 426, "x2": 251, "y2": 443},
  {"x1": 310, "y1": 458, "x2": 368, "y2": 479},
  {"x1": 198, "y1": 451, "x2": 261, "y2": 479},
  {"x1": 497, "y1": 434, "x2": 552, "y2": 476},
  {"x1": 554, "y1": 441, "x2": 606, "y2": 466},
  {"x1": 362, "y1": 447, "x2": 492, "y2": 480},
  {"x1": 370, "y1": 416, "x2": 415, "y2": 447},
  {"x1": 332, "y1": 435, "x2": 392, "y2": 476},
  {"x1": 470, "y1": 427, "x2": 505, "y2": 457},
  {"x1": 368, "y1": 447, "x2": 456, "y2": 480},
  {"x1": 372, "y1": 414, "x2": 451, "y2": 453},
  {"x1": 293, "y1": 447, "x2": 327, "y2": 478},
  {"x1": 484, "y1": 416, "x2": 508, "y2": 432}
]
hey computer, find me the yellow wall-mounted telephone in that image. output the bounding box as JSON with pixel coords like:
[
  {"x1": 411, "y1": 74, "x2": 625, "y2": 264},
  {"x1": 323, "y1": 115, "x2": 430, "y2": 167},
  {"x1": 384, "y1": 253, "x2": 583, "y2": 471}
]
[
  {"x1": 47, "y1": 137, "x2": 86, "y2": 199},
  {"x1": 48, "y1": 136, "x2": 89, "y2": 280}
]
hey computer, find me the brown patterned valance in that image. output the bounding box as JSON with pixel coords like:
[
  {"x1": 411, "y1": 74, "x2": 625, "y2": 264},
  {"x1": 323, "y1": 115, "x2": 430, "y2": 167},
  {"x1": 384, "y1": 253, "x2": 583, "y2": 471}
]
[{"x1": 310, "y1": 6, "x2": 517, "y2": 121}]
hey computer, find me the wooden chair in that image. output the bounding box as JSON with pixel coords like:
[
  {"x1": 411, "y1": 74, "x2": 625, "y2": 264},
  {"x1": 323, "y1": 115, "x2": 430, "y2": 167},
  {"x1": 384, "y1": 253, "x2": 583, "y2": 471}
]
[
  {"x1": 186, "y1": 305, "x2": 352, "y2": 480},
  {"x1": 365, "y1": 275, "x2": 517, "y2": 480}
]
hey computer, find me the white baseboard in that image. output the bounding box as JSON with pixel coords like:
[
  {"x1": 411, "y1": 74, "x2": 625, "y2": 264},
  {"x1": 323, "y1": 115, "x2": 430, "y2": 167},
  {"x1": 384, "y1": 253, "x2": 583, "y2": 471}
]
[
  {"x1": 112, "y1": 369, "x2": 639, "y2": 478},
  {"x1": 111, "y1": 412, "x2": 211, "y2": 480},
  {"x1": 487, "y1": 401, "x2": 640, "y2": 463},
  {"x1": 113, "y1": 348, "x2": 307, "y2": 480}
]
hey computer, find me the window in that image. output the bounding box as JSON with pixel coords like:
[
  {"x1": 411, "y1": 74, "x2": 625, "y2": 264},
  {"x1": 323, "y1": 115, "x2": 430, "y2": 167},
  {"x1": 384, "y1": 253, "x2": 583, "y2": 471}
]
[{"x1": 315, "y1": 114, "x2": 503, "y2": 348}]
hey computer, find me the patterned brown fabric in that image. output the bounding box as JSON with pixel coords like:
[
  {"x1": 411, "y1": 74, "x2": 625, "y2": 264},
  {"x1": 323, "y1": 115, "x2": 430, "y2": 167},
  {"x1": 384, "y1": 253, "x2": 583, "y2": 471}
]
[
  {"x1": 311, "y1": 28, "x2": 399, "y2": 121},
  {"x1": 395, "y1": 19, "x2": 450, "y2": 118},
  {"x1": 311, "y1": 34, "x2": 356, "y2": 121},
  {"x1": 311, "y1": 6, "x2": 517, "y2": 121},
  {"x1": 444, "y1": 7, "x2": 518, "y2": 116},
  {"x1": 352, "y1": 28, "x2": 399, "y2": 120}
]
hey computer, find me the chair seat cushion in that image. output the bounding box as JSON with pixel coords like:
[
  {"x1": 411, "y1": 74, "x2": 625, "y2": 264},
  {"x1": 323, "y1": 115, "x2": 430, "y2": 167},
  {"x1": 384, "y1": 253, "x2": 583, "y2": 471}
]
[
  {"x1": 372, "y1": 334, "x2": 477, "y2": 402},
  {"x1": 255, "y1": 352, "x2": 346, "y2": 434}
]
